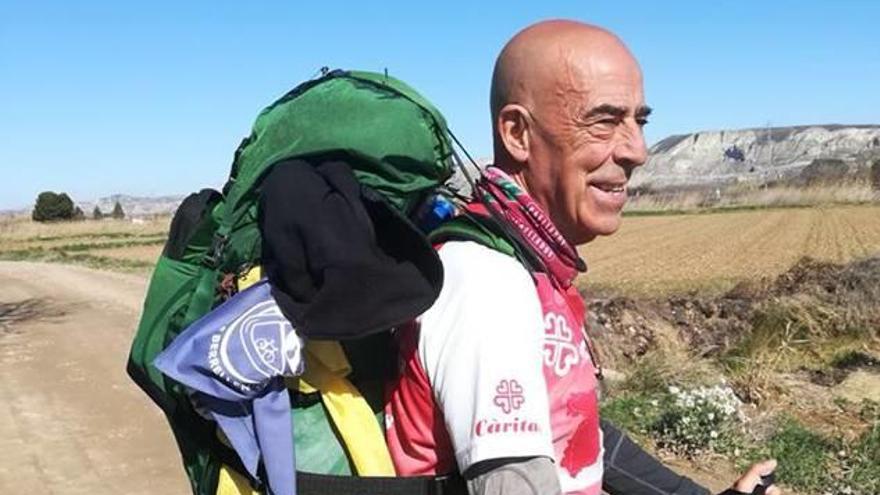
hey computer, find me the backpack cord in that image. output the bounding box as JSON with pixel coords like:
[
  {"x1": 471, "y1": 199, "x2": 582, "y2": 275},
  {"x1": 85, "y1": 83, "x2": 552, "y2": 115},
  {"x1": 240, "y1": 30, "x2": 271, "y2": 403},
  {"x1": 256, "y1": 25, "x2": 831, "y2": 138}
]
[
  {"x1": 445, "y1": 129, "x2": 553, "y2": 279},
  {"x1": 445, "y1": 130, "x2": 480, "y2": 194}
]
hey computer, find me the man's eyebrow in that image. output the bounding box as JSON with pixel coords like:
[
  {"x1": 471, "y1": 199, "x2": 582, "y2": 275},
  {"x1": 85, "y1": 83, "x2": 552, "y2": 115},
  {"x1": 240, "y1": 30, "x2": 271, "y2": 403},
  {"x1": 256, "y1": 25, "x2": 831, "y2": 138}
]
[
  {"x1": 583, "y1": 104, "x2": 628, "y2": 119},
  {"x1": 583, "y1": 104, "x2": 653, "y2": 120}
]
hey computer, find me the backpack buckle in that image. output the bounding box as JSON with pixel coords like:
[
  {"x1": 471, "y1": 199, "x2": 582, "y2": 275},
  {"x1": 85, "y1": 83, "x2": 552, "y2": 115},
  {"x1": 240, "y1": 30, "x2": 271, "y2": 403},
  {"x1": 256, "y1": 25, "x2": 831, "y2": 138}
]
[{"x1": 204, "y1": 233, "x2": 228, "y2": 269}]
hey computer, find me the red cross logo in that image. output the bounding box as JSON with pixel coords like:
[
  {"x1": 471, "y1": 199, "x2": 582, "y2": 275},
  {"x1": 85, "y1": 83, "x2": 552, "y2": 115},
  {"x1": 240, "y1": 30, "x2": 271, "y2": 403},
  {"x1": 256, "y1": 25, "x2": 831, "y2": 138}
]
[{"x1": 493, "y1": 379, "x2": 525, "y2": 414}]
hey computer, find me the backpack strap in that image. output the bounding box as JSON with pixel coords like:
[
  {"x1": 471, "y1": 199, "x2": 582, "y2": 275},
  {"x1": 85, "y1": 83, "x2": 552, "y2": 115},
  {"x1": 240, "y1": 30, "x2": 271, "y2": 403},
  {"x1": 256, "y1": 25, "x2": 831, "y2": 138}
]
[
  {"x1": 298, "y1": 341, "x2": 395, "y2": 476},
  {"x1": 216, "y1": 463, "x2": 467, "y2": 495},
  {"x1": 429, "y1": 209, "x2": 544, "y2": 275},
  {"x1": 296, "y1": 472, "x2": 467, "y2": 495}
]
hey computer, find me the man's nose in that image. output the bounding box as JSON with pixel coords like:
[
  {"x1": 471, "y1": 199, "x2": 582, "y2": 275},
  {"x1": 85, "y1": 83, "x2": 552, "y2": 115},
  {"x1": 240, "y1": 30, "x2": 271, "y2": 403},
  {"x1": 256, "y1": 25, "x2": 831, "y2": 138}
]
[{"x1": 613, "y1": 123, "x2": 648, "y2": 168}]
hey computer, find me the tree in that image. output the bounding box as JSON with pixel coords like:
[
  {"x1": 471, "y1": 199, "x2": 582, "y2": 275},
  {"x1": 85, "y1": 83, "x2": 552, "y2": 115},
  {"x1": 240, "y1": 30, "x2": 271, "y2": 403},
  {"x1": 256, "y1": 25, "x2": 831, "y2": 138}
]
[
  {"x1": 111, "y1": 201, "x2": 126, "y2": 220},
  {"x1": 72, "y1": 206, "x2": 85, "y2": 221},
  {"x1": 32, "y1": 191, "x2": 75, "y2": 222},
  {"x1": 92, "y1": 205, "x2": 104, "y2": 220}
]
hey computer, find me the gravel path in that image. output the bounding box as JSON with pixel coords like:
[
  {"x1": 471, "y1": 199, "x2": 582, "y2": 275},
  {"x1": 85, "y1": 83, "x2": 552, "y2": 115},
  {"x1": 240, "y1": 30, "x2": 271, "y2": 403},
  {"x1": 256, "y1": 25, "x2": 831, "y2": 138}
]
[{"x1": 0, "y1": 262, "x2": 189, "y2": 494}]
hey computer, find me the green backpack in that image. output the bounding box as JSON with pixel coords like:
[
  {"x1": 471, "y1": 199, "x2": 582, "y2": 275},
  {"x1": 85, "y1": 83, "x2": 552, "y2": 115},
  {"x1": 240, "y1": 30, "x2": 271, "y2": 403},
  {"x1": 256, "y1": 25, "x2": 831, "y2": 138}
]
[{"x1": 126, "y1": 69, "x2": 455, "y2": 495}]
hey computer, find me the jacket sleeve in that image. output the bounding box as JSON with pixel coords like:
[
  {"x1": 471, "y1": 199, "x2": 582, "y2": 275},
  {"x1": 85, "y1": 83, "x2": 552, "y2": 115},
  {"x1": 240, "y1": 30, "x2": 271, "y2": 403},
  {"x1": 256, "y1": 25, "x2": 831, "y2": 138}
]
[
  {"x1": 466, "y1": 457, "x2": 561, "y2": 495},
  {"x1": 601, "y1": 420, "x2": 711, "y2": 495}
]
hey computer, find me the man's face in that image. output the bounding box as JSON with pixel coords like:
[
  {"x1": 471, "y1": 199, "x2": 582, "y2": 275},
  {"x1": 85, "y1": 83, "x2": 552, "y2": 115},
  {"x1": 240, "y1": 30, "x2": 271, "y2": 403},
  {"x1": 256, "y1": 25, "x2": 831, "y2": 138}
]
[{"x1": 525, "y1": 50, "x2": 649, "y2": 245}]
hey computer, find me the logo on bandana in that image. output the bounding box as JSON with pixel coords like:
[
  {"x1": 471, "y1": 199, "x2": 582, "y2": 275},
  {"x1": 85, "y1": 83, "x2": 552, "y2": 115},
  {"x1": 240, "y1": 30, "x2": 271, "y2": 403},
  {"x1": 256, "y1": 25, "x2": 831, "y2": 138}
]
[
  {"x1": 208, "y1": 300, "x2": 303, "y2": 392},
  {"x1": 543, "y1": 312, "x2": 580, "y2": 377},
  {"x1": 493, "y1": 379, "x2": 525, "y2": 414}
]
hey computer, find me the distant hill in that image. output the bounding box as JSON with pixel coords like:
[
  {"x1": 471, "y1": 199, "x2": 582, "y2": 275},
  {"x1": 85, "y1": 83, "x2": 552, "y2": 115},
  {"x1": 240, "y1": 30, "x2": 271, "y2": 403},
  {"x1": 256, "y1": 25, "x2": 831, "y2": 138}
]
[
  {"x1": 80, "y1": 194, "x2": 186, "y2": 218},
  {"x1": 634, "y1": 124, "x2": 880, "y2": 190}
]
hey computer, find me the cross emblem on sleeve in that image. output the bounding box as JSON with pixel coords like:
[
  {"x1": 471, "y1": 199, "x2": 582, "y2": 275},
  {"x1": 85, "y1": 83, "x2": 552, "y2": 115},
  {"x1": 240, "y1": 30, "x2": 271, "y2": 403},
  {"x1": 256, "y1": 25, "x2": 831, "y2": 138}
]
[{"x1": 493, "y1": 379, "x2": 525, "y2": 414}]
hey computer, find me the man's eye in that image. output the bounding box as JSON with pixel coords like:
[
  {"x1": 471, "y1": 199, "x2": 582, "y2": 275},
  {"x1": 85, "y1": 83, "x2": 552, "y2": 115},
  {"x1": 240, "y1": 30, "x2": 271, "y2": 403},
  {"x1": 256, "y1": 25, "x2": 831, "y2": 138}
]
[
  {"x1": 587, "y1": 120, "x2": 617, "y2": 138},
  {"x1": 637, "y1": 118, "x2": 649, "y2": 127},
  {"x1": 588, "y1": 119, "x2": 618, "y2": 132}
]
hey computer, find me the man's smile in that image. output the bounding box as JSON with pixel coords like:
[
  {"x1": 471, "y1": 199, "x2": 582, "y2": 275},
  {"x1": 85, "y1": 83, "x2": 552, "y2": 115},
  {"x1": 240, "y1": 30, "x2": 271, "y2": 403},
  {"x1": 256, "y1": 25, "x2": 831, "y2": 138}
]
[{"x1": 588, "y1": 179, "x2": 628, "y2": 210}]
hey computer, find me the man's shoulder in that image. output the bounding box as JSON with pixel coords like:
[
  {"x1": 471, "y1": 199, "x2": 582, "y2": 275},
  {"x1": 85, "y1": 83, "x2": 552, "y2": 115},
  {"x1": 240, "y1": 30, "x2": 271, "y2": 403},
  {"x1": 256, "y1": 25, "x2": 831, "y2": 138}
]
[
  {"x1": 436, "y1": 240, "x2": 533, "y2": 289},
  {"x1": 418, "y1": 240, "x2": 542, "y2": 343}
]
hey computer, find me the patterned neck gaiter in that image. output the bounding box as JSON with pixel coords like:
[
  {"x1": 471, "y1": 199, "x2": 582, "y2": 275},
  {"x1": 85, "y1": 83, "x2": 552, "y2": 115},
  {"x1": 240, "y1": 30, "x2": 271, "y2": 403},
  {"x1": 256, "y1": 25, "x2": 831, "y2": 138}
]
[{"x1": 472, "y1": 166, "x2": 587, "y2": 288}]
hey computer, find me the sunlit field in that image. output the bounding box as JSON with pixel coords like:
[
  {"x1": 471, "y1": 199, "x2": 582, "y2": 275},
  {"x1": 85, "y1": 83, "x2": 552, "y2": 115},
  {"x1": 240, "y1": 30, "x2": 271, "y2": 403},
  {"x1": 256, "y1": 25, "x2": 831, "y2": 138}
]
[{"x1": 580, "y1": 204, "x2": 880, "y2": 296}]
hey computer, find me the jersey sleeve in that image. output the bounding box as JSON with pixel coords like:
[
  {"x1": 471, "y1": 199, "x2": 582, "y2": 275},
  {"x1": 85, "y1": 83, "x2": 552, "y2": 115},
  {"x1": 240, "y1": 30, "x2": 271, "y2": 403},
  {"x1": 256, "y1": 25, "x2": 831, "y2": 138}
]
[{"x1": 417, "y1": 241, "x2": 555, "y2": 472}]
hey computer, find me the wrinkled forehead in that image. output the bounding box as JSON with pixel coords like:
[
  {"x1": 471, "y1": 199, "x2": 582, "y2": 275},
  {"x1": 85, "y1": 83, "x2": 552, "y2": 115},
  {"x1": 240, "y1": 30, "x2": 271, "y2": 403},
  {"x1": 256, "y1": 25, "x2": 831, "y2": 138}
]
[{"x1": 547, "y1": 42, "x2": 645, "y2": 113}]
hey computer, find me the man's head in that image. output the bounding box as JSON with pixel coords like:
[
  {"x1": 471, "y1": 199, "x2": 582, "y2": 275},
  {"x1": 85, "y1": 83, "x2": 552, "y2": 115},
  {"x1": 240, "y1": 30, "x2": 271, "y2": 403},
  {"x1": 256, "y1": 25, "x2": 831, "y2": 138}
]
[{"x1": 490, "y1": 20, "x2": 650, "y2": 245}]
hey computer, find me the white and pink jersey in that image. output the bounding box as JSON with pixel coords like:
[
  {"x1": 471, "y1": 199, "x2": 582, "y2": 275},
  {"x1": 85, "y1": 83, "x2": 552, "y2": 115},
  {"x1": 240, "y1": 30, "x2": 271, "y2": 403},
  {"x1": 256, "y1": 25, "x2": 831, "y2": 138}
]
[{"x1": 385, "y1": 241, "x2": 603, "y2": 494}]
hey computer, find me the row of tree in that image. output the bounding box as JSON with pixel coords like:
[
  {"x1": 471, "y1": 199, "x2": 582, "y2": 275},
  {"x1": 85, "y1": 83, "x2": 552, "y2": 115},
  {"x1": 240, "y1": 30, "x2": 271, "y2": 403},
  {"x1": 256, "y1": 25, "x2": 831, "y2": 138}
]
[{"x1": 32, "y1": 191, "x2": 125, "y2": 222}]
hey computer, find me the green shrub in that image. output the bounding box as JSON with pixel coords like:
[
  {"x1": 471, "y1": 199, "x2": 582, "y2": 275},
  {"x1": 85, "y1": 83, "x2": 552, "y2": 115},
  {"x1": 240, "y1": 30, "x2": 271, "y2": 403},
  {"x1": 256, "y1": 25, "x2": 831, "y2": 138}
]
[
  {"x1": 600, "y1": 393, "x2": 661, "y2": 438},
  {"x1": 846, "y1": 421, "x2": 880, "y2": 494},
  {"x1": 758, "y1": 417, "x2": 833, "y2": 492},
  {"x1": 653, "y1": 384, "x2": 743, "y2": 456},
  {"x1": 602, "y1": 383, "x2": 744, "y2": 457},
  {"x1": 32, "y1": 191, "x2": 75, "y2": 222}
]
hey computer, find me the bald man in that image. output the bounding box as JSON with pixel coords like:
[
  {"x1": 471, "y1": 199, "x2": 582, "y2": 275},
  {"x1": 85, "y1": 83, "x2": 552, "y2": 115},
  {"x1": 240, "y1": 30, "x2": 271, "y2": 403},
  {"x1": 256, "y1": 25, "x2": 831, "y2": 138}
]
[{"x1": 386, "y1": 20, "x2": 779, "y2": 495}]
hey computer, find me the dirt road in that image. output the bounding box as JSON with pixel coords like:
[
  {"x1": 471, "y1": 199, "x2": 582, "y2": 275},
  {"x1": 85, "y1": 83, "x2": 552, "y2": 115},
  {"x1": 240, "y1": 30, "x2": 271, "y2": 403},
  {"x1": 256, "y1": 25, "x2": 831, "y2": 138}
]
[{"x1": 0, "y1": 262, "x2": 189, "y2": 494}]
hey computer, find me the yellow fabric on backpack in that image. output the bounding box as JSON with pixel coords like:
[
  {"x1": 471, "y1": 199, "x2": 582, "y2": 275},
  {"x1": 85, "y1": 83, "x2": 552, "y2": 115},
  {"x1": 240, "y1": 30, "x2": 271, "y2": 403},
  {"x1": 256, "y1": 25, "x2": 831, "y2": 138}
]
[
  {"x1": 217, "y1": 466, "x2": 261, "y2": 495},
  {"x1": 237, "y1": 265, "x2": 262, "y2": 291},
  {"x1": 298, "y1": 340, "x2": 395, "y2": 476},
  {"x1": 215, "y1": 267, "x2": 394, "y2": 494}
]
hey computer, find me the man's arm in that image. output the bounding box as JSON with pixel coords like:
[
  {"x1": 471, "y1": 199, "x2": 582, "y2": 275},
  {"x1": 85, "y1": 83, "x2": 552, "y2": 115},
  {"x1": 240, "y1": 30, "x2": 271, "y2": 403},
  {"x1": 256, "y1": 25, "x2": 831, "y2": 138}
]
[
  {"x1": 601, "y1": 420, "x2": 710, "y2": 495},
  {"x1": 417, "y1": 242, "x2": 556, "y2": 490},
  {"x1": 466, "y1": 457, "x2": 561, "y2": 495},
  {"x1": 602, "y1": 422, "x2": 781, "y2": 495}
]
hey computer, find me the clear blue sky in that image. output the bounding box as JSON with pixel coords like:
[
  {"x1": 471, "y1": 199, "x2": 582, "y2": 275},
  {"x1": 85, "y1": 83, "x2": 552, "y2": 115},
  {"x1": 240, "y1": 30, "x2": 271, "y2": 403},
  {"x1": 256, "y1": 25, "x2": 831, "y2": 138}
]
[{"x1": 1, "y1": 1, "x2": 878, "y2": 210}]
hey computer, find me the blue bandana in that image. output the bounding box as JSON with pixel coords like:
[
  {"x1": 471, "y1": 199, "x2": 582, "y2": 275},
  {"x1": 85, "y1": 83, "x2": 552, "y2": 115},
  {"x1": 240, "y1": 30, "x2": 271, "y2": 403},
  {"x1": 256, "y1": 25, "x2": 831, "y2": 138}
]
[{"x1": 154, "y1": 279, "x2": 304, "y2": 495}]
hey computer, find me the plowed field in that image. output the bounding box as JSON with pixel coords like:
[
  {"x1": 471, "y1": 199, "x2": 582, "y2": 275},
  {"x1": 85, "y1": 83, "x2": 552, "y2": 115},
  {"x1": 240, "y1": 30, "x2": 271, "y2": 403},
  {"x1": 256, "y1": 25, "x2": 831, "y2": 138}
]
[{"x1": 579, "y1": 205, "x2": 880, "y2": 296}]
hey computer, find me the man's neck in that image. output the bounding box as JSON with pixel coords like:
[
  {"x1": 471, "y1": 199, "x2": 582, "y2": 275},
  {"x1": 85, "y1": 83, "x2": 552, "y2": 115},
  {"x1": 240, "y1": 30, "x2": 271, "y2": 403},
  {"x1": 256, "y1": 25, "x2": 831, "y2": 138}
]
[{"x1": 490, "y1": 161, "x2": 583, "y2": 247}]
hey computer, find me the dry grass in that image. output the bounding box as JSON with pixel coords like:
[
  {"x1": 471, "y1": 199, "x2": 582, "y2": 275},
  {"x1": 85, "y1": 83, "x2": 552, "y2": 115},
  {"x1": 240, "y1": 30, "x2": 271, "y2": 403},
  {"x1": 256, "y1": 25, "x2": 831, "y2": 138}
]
[
  {"x1": 579, "y1": 204, "x2": 880, "y2": 296},
  {"x1": 0, "y1": 215, "x2": 169, "y2": 246},
  {"x1": 0, "y1": 215, "x2": 170, "y2": 272},
  {"x1": 627, "y1": 181, "x2": 878, "y2": 213}
]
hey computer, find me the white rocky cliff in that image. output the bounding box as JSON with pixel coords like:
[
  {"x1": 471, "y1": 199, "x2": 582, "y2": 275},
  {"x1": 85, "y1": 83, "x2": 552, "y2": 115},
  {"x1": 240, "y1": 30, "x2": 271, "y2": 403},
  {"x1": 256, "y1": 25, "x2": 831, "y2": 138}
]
[{"x1": 633, "y1": 125, "x2": 880, "y2": 189}]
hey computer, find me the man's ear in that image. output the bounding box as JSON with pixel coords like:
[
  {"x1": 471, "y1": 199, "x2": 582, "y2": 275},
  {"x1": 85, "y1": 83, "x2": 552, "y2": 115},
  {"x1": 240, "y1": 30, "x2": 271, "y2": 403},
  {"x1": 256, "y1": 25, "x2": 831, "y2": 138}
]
[{"x1": 496, "y1": 104, "x2": 531, "y2": 163}]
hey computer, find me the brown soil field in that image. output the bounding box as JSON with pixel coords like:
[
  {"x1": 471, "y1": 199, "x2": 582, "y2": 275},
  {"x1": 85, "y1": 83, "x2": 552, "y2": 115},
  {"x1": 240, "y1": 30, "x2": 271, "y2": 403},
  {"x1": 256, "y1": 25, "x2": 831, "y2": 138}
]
[{"x1": 579, "y1": 204, "x2": 880, "y2": 296}]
